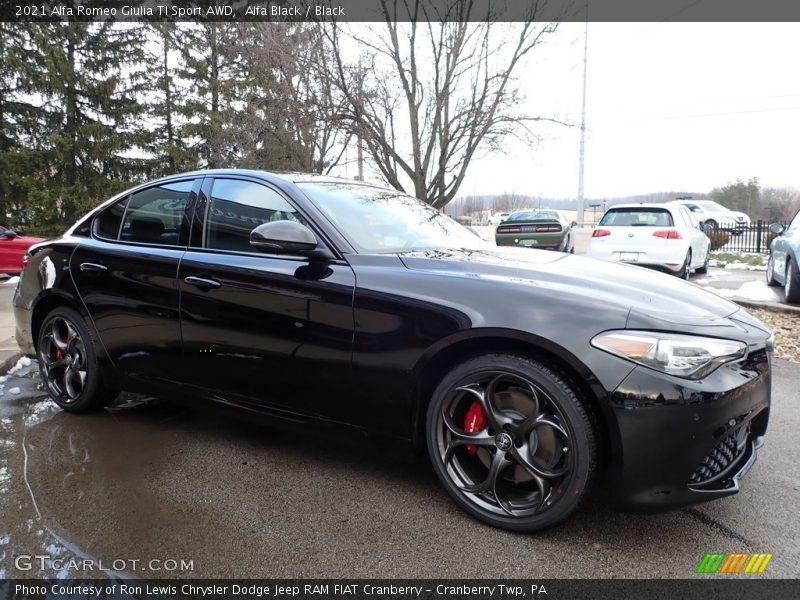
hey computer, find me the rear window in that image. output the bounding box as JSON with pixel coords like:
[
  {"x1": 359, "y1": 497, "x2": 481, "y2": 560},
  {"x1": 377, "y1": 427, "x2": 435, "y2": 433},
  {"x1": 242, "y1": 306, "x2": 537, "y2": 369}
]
[
  {"x1": 508, "y1": 211, "x2": 559, "y2": 221},
  {"x1": 598, "y1": 208, "x2": 674, "y2": 227}
]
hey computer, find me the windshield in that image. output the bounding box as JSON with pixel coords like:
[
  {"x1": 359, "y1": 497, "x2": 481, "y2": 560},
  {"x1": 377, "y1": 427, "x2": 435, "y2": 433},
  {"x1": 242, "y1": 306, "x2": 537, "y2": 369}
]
[
  {"x1": 699, "y1": 201, "x2": 726, "y2": 213},
  {"x1": 508, "y1": 210, "x2": 559, "y2": 221},
  {"x1": 598, "y1": 207, "x2": 674, "y2": 227},
  {"x1": 298, "y1": 182, "x2": 489, "y2": 253}
]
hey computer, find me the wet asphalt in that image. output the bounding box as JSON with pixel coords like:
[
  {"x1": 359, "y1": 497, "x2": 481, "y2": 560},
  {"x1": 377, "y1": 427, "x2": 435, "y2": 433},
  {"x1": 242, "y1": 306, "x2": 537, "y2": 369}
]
[{"x1": 0, "y1": 359, "x2": 798, "y2": 579}]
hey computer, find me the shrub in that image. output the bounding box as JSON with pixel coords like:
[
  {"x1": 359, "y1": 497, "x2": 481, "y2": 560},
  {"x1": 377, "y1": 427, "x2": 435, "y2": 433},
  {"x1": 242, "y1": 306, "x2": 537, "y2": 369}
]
[{"x1": 706, "y1": 230, "x2": 730, "y2": 251}]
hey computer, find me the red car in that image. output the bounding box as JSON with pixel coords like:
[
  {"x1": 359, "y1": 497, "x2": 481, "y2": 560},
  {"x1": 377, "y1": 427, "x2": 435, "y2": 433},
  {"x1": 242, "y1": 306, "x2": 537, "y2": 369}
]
[{"x1": 0, "y1": 226, "x2": 45, "y2": 275}]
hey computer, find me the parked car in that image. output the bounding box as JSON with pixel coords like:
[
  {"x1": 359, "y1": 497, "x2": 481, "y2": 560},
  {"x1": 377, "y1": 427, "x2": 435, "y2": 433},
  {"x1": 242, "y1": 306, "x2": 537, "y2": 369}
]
[
  {"x1": 0, "y1": 225, "x2": 45, "y2": 275},
  {"x1": 766, "y1": 209, "x2": 800, "y2": 303},
  {"x1": 587, "y1": 202, "x2": 711, "y2": 278},
  {"x1": 488, "y1": 212, "x2": 510, "y2": 225},
  {"x1": 495, "y1": 209, "x2": 575, "y2": 252},
  {"x1": 14, "y1": 170, "x2": 772, "y2": 532},
  {"x1": 673, "y1": 200, "x2": 750, "y2": 233}
]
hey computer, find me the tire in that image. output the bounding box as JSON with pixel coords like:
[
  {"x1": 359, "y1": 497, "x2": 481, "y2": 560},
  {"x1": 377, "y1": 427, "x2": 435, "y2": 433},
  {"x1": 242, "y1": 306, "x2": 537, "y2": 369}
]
[
  {"x1": 696, "y1": 251, "x2": 710, "y2": 275},
  {"x1": 766, "y1": 254, "x2": 780, "y2": 287},
  {"x1": 704, "y1": 220, "x2": 718, "y2": 232},
  {"x1": 678, "y1": 250, "x2": 692, "y2": 280},
  {"x1": 786, "y1": 258, "x2": 800, "y2": 303},
  {"x1": 36, "y1": 306, "x2": 118, "y2": 412},
  {"x1": 426, "y1": 353, "x2": 597, "y2": 532}
]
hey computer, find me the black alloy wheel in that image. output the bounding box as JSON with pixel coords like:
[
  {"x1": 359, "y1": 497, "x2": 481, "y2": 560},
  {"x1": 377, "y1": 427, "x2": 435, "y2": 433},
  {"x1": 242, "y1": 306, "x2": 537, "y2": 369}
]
[
  {"x1": 37, "y1": 307, "x2": 118, "y2": 412},
  {"x1": 427, "y1": 354, "x2": 597, "y2": 531}
]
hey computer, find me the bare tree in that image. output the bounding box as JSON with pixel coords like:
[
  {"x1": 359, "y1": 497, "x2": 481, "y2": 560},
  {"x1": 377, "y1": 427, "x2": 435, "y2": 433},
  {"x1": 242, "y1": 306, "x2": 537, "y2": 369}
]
[
  {"x1": 322, "y1": 0, "x2": 560, "y2": 208},
  {"x1": 761, "y1": 186, "x2": 800, "y2": 222},
  {"x1": 210, "y1": 23, "x2": 351, "y2": 173}
]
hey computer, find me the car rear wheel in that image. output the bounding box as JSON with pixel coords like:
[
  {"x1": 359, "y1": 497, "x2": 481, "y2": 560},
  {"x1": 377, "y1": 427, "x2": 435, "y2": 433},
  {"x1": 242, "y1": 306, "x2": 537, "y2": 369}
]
[
  {"x1": 786, "y1": 259, "x2": 800, "y2": 303},
  {"x1": 766, "y1": 254, "x2": 780, "y2": 286},
  {"x1": 426, "y1": 354, "x2": 597, "y2": 531},
  {"x1": 678, "y1": 250, "x2": 692, "y2": 280},
  {"x1": 37, "y1": 307, "x2": 118, "y2": 412}
]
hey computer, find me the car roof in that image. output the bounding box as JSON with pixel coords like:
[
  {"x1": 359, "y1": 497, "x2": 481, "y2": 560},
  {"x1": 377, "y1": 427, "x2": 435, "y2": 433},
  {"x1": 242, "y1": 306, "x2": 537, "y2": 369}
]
[
  {"x1": 156, "y1": 168, "x2": 390, "y2": 188},
  {"x1": 604, "y1": 203, "x2": 676, "y2": 211}
]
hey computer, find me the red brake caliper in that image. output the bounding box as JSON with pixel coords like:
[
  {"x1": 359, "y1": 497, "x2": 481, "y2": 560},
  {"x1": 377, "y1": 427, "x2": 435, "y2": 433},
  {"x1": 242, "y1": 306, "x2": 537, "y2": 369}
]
[{"x1": 463, "y1": 400, "x2": 487, "y2": 456}]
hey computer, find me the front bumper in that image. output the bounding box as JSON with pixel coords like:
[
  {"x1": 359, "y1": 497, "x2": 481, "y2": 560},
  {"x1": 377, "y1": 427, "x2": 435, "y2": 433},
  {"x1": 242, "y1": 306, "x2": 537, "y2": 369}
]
[{"x1": 605, "y1": 347, "x2": 770, "y2": 510}]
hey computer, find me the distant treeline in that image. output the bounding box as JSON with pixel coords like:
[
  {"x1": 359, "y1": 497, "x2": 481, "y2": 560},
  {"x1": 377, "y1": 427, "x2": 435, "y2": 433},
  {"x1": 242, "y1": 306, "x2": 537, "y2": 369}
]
[{"x1": 448, "y1": 180, "x2": 800, "y2": 223}]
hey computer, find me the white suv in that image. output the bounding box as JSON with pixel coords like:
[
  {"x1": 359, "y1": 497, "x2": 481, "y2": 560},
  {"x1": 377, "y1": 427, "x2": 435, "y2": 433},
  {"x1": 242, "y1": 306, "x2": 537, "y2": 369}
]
[{"x1": 673, "y1": 200, "x2": 750, "y2": 233}]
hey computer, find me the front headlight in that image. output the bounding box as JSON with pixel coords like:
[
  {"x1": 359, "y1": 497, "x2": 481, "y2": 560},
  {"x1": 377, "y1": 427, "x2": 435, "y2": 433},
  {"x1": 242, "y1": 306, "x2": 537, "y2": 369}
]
[{"x1": 591, "y1": 330, "x2": 746, "y2": 379}]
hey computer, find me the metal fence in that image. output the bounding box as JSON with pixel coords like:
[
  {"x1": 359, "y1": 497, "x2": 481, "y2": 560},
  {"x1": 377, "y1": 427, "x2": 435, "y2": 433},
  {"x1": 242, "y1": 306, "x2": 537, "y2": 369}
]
[{"x1": 706, "y1": 220, "x2": 790, "y2": 254}]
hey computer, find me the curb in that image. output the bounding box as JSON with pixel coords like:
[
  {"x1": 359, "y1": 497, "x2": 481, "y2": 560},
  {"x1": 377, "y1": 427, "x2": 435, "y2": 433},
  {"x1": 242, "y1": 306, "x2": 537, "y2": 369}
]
[
  {"x1": 731, "y1": 298, "x2": 800, "y2": 315},
  {"x1": 0, "y1": 350, "x2": 21, "y2": 375}
]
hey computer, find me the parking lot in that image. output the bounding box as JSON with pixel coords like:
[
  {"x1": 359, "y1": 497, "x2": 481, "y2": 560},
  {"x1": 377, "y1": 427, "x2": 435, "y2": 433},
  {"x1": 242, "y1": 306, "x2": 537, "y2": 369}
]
[{"x1": 1, "y1": 355, "x2": 798, "y2": 579}]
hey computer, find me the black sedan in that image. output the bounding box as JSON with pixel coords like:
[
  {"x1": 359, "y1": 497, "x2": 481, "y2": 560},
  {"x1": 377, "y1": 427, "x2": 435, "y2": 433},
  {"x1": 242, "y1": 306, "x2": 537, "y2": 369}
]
[{"x1": 13, "y1": 170, "x2": 772, "y2": 531}]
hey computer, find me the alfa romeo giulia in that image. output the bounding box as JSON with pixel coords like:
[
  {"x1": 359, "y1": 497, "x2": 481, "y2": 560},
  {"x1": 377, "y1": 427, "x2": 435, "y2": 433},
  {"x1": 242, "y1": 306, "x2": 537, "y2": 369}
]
[{"x1": 13, "y1": 170, "x2": 772, "y2": 531}]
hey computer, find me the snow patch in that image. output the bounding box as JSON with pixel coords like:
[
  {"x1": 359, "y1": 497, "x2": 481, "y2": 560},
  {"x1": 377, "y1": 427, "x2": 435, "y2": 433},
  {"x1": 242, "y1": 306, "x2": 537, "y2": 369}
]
[
  {"x1": 6, "y1": 356, "x2": 31, "y2": 375},
  {"x1": 8, "y1": 387, "x2": 20, "y2": 395},
  {"x1": 710, "y1": 280, "x2": 783, "y2": 303},
  {"x1": 1, "y1": 275, "x2": 19, "y2": 285}
]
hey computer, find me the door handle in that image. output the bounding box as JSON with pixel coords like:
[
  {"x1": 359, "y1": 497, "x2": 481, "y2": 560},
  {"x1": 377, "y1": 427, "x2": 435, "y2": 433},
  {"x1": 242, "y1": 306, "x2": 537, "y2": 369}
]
[
  {"x1": 183, "y1": 275, "x2": 222, "y2": 290},
  {"x1": 79, "y1": 262, "x2": 108, "y2": 272}
]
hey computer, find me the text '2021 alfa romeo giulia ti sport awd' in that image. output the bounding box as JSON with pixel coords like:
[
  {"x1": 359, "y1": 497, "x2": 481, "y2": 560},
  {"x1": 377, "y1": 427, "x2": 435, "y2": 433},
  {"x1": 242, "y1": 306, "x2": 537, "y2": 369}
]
[{"x1": 13, "y1": 170, "x2": 772, "y2": 531}]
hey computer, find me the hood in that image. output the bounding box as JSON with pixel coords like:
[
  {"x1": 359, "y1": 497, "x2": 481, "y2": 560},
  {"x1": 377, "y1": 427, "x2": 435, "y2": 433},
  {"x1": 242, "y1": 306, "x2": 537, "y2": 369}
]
[{"x1": 397, "y1": 247, "x2": 741, "y2": 322}]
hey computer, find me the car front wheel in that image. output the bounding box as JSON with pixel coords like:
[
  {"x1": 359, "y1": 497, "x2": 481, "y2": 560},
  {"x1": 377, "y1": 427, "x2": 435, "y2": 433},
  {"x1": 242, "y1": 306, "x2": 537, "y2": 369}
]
[
  {"x1": 766, "y1": 254, "x2": 780, "y2": 286},
  {"x1": 37, "y1": 307, "x2": 118, "y2": 412},
  {"x1": 426, "y1": 354, "x2": 597, "y2": 531},
  {"x1": 786, "y1": 259, "x2": 800, "y2": 303}
]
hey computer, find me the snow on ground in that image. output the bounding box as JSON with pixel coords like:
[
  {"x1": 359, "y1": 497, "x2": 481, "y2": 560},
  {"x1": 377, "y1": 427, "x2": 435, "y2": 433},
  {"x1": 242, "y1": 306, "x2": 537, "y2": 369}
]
[
  {"x1": 6, "y1": 356, "x2": 31, "y2": 375},
  {"x1": 708, "y1": 261, "x2": 768, "y2": 271},
  {"x1": 1, "y1": 275, "x2": 19, "y2": 285},
  {"x1": 708, "y1": 280, "x2": 783, "y2": 303}
]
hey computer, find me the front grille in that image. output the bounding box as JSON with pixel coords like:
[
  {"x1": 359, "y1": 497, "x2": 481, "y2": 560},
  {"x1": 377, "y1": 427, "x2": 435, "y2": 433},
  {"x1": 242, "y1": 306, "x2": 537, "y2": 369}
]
[{"x1": 689, "y1": 423, "x2": 750, "y2": 486}]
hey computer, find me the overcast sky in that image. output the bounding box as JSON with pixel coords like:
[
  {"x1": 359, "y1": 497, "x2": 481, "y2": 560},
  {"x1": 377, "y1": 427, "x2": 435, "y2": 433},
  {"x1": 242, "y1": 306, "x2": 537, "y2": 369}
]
[{"x1": 366, "y1": 22, "x2": 800, "y2": 200}]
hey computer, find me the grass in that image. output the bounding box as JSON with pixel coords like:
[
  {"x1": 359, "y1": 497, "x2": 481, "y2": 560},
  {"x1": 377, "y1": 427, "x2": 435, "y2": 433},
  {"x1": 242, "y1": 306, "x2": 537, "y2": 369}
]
[{"x1": 709, "y1": 251, "x2": 768, "y2": 268}]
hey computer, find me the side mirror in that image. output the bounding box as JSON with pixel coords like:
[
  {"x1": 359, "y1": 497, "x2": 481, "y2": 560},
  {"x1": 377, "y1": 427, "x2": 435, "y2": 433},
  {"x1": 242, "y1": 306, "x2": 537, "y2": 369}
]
[
  {"x1": 250, "y1": 220, "x2": 323, "y2": 256},
  {"x1": 769, "y1": 223, "x2": 785, "y2": 235},
  {"x1": 1, "y1": 230, "x2": 17, "y2": 239}
]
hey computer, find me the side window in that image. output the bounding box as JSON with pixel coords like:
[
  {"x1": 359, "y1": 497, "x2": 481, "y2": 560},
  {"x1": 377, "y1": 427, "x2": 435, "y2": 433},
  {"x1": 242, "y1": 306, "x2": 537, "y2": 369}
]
[
  {"x1": 679, "y1": 207, "x2": 694, "y2": 228},
  {"x1": 120, "y1": 180, "x2": 194, "y2": 245},
  {"x1": 94, "y1": 197, "x2": 128, "y2": 240},
  {"x1": 789, "y1": 211, "x2": 800, "y2": 232},
  {"x1": 205, "y1": 179, "x2": 306, "y2": 253}
]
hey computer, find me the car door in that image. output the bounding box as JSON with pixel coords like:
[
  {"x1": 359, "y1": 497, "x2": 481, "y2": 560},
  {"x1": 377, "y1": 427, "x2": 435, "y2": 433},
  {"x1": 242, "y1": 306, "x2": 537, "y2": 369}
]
[
  {"x1": 177, "y1": 176, "x2": 356, "y2": 419},
  {"x1": 70, "y1": 177, "x2": 199, "y2": 382}
]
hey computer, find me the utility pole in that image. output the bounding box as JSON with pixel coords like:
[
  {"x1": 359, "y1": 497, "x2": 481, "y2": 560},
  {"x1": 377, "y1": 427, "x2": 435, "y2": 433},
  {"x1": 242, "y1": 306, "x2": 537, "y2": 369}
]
[{"x1": 576, "y1": 10, "x2": 589, "y2": 226}]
